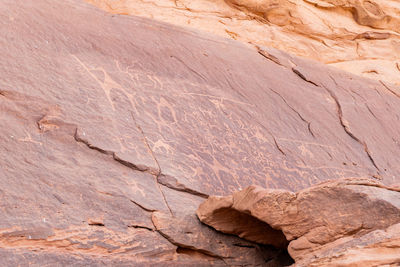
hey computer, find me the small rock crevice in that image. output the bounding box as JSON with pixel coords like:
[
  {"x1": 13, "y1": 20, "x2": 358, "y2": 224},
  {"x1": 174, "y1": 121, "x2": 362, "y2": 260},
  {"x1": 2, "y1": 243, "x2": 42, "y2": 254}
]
[
  {"x1": 175, "y1": 247, "x2": 228, "y2": 265},
  {"x1": 170, "y1": 55, "x2": 207, "y2": 82},
  {"x1": 292, "y1": 67, "x2": 319, "y2": 87},
  {"x1": 157, "y1": 174, "x2": 209, "y2": 198},
  {"x1": 156, "y1": 229, "x2": 227, "y2": 261},
  {"x1": 127, "y1": 225, "x2": 154, "y2": 231},
  {"x1": 272, "y1": 136, "x2": 286, "y2": 156},
  {"x1": 241, "y1": 108, "x2": 289, "y2": 157},
  {"x1": 257, "y1": 48, "x2": 285, "y2": 67},
  {"x1": 380, "y1": 80, "x2": 400, "y2": 99},
  {"x1": 130, "y1": 199, "x2": 156, "y2": 213},
  {"x1": 73, "y1": 128, "x2": 154, "y2": 173},
  {"x1": 269, "y1": 88, "x2": 315, "y2": 138},
  {"x1": 88, "y1": 222, "x2": 105, "y2": 226}
]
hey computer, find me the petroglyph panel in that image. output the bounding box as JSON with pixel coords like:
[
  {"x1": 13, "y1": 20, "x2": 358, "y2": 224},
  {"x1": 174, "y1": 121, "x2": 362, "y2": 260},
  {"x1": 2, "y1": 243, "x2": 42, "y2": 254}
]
[{"x1": 1, "y1": 0, "x2": 400, "y2": 264}]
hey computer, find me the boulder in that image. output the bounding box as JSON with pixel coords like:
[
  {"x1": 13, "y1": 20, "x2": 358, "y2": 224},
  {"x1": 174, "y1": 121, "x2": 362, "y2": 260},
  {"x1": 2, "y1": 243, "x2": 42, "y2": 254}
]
[{"x1": 198, "y1": 178, "x2": 400, "y2": 265}]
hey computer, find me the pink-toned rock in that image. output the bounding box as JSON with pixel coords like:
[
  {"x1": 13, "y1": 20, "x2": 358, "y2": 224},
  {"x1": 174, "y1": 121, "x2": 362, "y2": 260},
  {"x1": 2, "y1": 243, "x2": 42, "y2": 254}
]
[
  {"x1": 297, "y1": 223, "x2": 400, "y2": 266},
  {"x1": 197, "y1": 178, "x2": 400, "y2": 265},
  {"x1": 86, "y1": 0, "x2": 400, "y2": 85},
  {"x1": 1, "y1": 0, "x2": 400, "y2": 265}
]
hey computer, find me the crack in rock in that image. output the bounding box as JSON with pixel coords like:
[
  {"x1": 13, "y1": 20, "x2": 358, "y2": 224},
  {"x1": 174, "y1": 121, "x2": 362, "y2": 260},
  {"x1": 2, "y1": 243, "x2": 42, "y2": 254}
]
[
  {"x1": 73, "y1": 128, "x2": 153, "y2": 173},
  {"x1": 380, "y1": 80, "x2": 400, "y2": 99},
  {"x1": 130, "y1": 200, "x2": 156, "y2": 213},
  {"x1": 129, "y1": 111, "x2": 210, "y2": 213},
  {"x1": 269, "y1": 88, "x2": 315, "y2": 138},
  {"x1": 129, "y1": 112, "x2": 175, "y2": 216},
  {"x1": 73, "y1": 125, "x2": 204, "y2": 210},
  {"x1": 157, "y1": 174, "x2": 209, "y2": 198},
  {"x1": 326, "y1": 77, "x2": 380, "y2": 172},
  {"x1": 149, "y1": 212, "x2": 228, "y2": 265},
  {"x1": 257, "y1": 49, "x2": 284, "y2": 67},
  {"x1": 170, "y1": 55, "x2": 207, "y2": 82},
  {"x1": 73, "y1": 127, "x2": 171, "y2": 214},
  {"x1": 240, "y1": 108, "x2": 289, "y2": 157},
  {"x1": 127, "y1": 225, "x2": 154, "y2": 231},
  {"x1": 292, "y1": 67, "x2": 319, "y2": 87},
  {"x1": 291, "y1": 68, "x2": 381, "y2": 173},
  {"x1": 151, "y1": 217, "x2": 227, "y2": 262},
  {"x1": 272, "y1": 136, "x2": 286, "y2": 156}
]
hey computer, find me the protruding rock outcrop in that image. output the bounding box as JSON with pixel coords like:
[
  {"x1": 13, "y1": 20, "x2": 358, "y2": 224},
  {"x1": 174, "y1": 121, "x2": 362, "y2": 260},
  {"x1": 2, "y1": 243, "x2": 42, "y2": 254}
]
[{"x1": 197, "y1": 178, "x2": 400, "y2": 266}]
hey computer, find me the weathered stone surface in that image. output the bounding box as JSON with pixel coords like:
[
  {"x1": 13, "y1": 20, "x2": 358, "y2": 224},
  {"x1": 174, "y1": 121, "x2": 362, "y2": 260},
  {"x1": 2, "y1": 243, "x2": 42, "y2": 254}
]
[
  {"x1": 1, "y1": 0, "x2": 400, "y2": 265},
  {"x1": 296, "y1": 222, "x2": 400, "y2": 266},
  {"x1": 197, "y1": 178, "x2": 400, "y2": 265},
  {"x1": 86, "y1": 0, "x2": 400, "y2": 85},
  {"x1": 152, "y1": 211, "x2": 270, "y2": 266}
]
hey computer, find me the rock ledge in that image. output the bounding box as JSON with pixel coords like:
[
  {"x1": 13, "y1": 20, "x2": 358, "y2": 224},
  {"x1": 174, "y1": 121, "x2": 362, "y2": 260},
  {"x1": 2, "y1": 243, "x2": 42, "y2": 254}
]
[{"x1": 197, "y1": 178, "x2": 400, "y2": 266}]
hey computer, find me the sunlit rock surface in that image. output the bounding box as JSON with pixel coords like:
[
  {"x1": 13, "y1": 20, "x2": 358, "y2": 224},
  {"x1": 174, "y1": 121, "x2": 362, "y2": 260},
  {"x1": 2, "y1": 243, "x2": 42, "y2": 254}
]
[
  {"x1": 86, "y1": 0, "x2": 400, "y2": 85},
  {"x1": 1, "y1": 0, "x2": 400, "y2": 265},
  {"x1": 198, "y1": 178, "x2": 400, "y2": 266}
]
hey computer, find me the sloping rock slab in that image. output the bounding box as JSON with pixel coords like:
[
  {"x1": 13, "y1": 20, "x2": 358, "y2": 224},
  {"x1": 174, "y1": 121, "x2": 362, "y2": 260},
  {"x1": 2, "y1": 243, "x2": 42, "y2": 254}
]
[{"x1": 1, "y1": 0, "x2": 400, "y2": 265}]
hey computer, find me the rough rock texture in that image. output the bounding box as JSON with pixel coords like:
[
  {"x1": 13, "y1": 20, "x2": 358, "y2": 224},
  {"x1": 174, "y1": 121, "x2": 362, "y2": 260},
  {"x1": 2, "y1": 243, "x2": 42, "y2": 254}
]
[
  {"x1": 197, "y1": 178, "x2": 400, "y2": 266},
  {"x1": 1, "y1": 0, "x2": 400, "y2": 265},
  {"x1": 86, "y1": 0, "x2": 400, "y2": 85},
  {"x1": 296, "y1": 223, "x2": 400, "y2": 266}
]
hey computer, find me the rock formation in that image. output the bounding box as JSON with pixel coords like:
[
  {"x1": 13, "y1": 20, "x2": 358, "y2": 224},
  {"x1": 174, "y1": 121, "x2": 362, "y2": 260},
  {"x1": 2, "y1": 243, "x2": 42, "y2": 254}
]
[
  {"x1": 86, "y1": 0, "x2": 400, "y2": 85},
  {"x1": 1, "y1": 0, "x2": 400, "y2": 265},
  {"x1": 197, "y1": 178, "x2": 400, "y2": 266}
]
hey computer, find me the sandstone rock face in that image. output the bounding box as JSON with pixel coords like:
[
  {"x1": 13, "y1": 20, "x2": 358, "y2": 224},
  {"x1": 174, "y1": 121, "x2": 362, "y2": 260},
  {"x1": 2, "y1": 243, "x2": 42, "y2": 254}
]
[
  {"x1": 86, "y1": 0, "x2": 400, "y2": 85},
  {"x1": 197, "y1": 178, "x2": 400, "y2": 266},
  {"x1": 296, "y1": 223, "x2": 400, "y2": 266},
  {"x1": 1, "y1": 0, "x2": 400, "y2": 265}
]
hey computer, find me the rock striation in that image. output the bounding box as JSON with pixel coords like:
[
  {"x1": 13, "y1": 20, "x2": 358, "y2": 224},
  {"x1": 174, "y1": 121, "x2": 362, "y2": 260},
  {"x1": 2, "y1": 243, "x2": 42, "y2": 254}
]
[
  {"x1": 86, "y1": 0, "x2": 400, "y2": 85},
  {"x1": 197, "y1": 178, "x2": 400, "y2": 266},
  {"x1": 1, "y1": 0, "x2": 400, "y2": 265}
]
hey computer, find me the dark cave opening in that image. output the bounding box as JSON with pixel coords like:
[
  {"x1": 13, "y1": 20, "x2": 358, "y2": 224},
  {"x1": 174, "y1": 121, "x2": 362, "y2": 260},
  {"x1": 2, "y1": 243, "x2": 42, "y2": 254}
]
[
  {"x1": 206, "y1": 207, "x2": 294, "y2": 266},
  {"x1": 259, "y1": 244, "x2": 294, "y2": 267}
]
